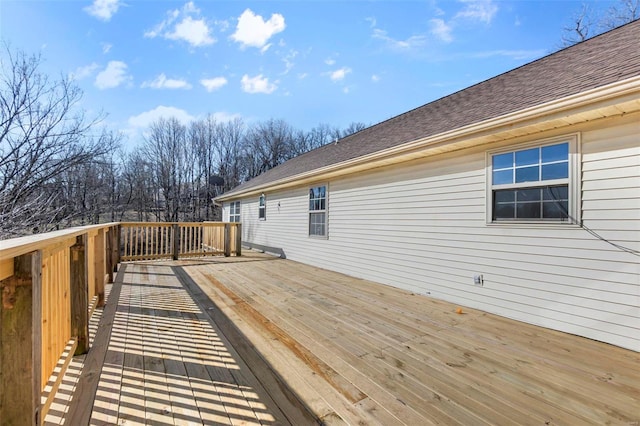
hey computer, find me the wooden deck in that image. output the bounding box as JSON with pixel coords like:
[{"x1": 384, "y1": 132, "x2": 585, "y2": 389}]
[
  {"x1": 48, "y1": 250, "x2": 639, "y2": 425},
  {"x1": 44, "y1": 259, "x2": 314, "y2": 425}
]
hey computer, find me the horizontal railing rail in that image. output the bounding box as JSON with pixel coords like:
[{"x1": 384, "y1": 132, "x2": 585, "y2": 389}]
[{"x1": 0, "y1": 221, "x2": 241, "y2": 424}]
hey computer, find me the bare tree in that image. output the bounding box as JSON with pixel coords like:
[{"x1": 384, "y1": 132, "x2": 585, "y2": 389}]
[
  {"x1": 50, "y1": 131, "x2": 123, "y2": 226},
  {"x1": 242, "y1": 119, "x2": 296, "y2": 180},
  {"x1": 601, "y1": 0, "x2": 640, "y2": 29},
  {"x1": 291, "y1": 123, "x2": 336, "y2": 155},
  {"x1": 562, "y1": 0, "x2": 639, "y2": 46},
  {"x1": 143, "y1": 117, "x2": 188, "y2": 222},
  {"x1": 330, "y1": 121, "x2": 368, "y2": 141},
  {"x1": 561, "y1": 3, "x2": 594, "y2": 46},
  {"x1": 219, "y1": 118, "x2": 246, "y2": 191},
  {"x1": 121, "y1": 148, "x2": 155, "y2": 221},
  {"x1": 0, "y1": 47, "x2": 110, "y2": 238}
]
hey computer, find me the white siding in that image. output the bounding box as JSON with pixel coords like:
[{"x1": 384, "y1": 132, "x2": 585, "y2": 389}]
[{"x1": 240, "y1": 116, "x2": 640, "y2": 351}]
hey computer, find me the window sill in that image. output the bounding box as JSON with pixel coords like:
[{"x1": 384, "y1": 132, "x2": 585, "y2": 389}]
[
  {"x1": 308, "y1": 234, "x2": 328, "y2": 240},
  {"x1": 486, "y1": 220, "x2": 580, "y2": 229}
]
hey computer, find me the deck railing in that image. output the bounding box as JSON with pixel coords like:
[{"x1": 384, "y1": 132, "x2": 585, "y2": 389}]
[
  {"x1": 0, "y1": 221, "x2": 241, "y2": 425},
  {"x1": 120, "y1": 221, "x2": 241, "y2": 261}
]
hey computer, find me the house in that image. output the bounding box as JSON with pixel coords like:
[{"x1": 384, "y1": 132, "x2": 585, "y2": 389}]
[{"x1": 216, "y1": 21, "x2": 640, "y2": 352}]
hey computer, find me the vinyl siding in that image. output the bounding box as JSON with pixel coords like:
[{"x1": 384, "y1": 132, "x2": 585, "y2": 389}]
[{"x1": 239, "y1": 116, "x2": 640, "y2": 351}]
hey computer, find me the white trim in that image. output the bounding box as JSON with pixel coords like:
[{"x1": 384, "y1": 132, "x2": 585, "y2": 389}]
[
  {"x1": 229, "y1": 200, "x2": 241, "y2": 223},
  {"x1": 485, "y1": 133, "x2": 581, "y2": 225},
  {"x1": 258, "y1": 194, "x2": 266, "y2": 221},
  {"x1": 308, "y1": 183, "x2": 329, "y2": 239}
]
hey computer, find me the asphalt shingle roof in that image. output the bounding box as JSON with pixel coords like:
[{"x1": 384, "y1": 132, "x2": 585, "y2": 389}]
[{"x1": 225, "y1": 20, "x2": 640, "y2": 197}]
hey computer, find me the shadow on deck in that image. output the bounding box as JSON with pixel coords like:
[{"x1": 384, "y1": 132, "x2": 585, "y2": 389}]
[
  {"x1": 45, "y1": 259, "x2": 315, "y2": 425},
  {"x1": 46, "y1": 250, "x2": 640, "y2": 425}
]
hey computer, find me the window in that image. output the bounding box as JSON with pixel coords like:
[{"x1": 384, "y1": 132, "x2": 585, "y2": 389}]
[
  {"x1": 309, "y1": 185, "x2": 327, "y2": 237},
  {"x1": 229, "y1": 201, "x2": 241, "y2": 222},
  {"x1": 489, "y1": 137, "x2": 578, "y2": 223},
  {"x1": 258, "y1": 194, "x2": 266, "y2": 220}
]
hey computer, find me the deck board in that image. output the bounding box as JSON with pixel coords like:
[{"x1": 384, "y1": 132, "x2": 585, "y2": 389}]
[
  {"x1": 180, "y1": 251, "x2": 640, "y2": 426},
  {"x1": 46, "y1": 261, "x2": 313, "y2": 425},
  {"x1": 44, "y1": 251, "x2": 640, "y2": 425}
]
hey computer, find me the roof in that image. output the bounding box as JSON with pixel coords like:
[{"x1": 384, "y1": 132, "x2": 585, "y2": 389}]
[{"x1": 219, "y1": 20, "x2": 640, "y2": 200}]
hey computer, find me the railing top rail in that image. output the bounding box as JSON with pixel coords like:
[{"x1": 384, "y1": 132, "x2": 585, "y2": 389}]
[
  {"x1": 0, "y1": 222, "x2": 120, "y2": 262},
  {"x1": 120, "y1": 221, "x2": 238, "y2": 227},
  {"x1": 2, "y1": 221, "x2": 238, "y2": 261}
]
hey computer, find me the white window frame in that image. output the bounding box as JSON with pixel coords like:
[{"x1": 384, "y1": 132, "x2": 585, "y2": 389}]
[
  {"x1": 486, "y1": 134, "x2": 581, "y2": 225},
  {"x1": 229, "y1": 201, "x2": 241, "y2": 222},
  {"x1": 308, "y1": 184, "x2": 328, "y2": 238},
  {"x1": 258, "y1": 194, "x2": 266, "y2": 221}
]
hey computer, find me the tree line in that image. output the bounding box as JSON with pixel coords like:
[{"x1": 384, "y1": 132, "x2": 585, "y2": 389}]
[
  {"x1": 0, "y1": 47, "x2": 366, "y2": 238},
  {"x1": 124, "y1": 115, "x2": 365, "y2": 224}
]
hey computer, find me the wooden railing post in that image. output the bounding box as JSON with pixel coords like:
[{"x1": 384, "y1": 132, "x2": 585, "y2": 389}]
[
  {"x1": 235, "y1": 223, "x2": 242, "y2": 256},
  {"x1": 172, "y1": 224, "x2": 180, "y2": 260},
  {"x1": 94, "y1": 228, "x2": 106, "y2": 308},
  {"x1": 113, "y1": 224, "x2": 121, "y2": 272},
  {"x1": 70, "y1": 235, "x2": 89, "y2": 355},
  {"x1": 0, "y1": 251, "x2": 42, "y2": 426},
  {"x1": 106, "y1": 228, "x2": 114, "y2": 284},
  {"x1": 224, "y1": 223, "x2": 231, "y2": 257}
]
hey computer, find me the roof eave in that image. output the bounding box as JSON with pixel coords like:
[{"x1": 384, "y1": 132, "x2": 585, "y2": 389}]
[{"x1": 216, "y1": 75, "x2": 640, "y2": 202}]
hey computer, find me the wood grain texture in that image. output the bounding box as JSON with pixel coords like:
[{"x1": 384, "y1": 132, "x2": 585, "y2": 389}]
[
  {"x1": 41, "y1": 252, "x2": 640, "y2": 425},
  {"x1": 0, "y1": 258, "x2": 14, "y2": 281},
  {"x1": 181, "y1": 251, "x2": 640, "y2": 426},
  {"x1": 0, "y1": 252, "x2": 41, "y2": 426},
  {"x1": 93, "y1": 229, "x2": 105, "y2": 308},
  {"x1": 58, "y1": 261, "x2": 316, "y2": 425},
  {"x1": 0, "y1": 223, "x2": 119, "y2": 262},
  {"x1": 70, "y1": 235, "x2": 89, "y2": 355},
  {"x1": 64, "y1": 263, "x2": 126, "y2": 425}
]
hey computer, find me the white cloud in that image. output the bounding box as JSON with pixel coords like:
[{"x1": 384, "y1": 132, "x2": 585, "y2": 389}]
[
  {"x1": 141, "y1": 73, "x2": 192, "y2": 90},
  {"x1": 455, "y1": 0, "x2": 498, "y2": 24},
  {"x1": 84, "y1": 0, "x2": 121, "y2": 21},
  {"x1": 166, "y1": 16, "x2": 215, "y2": 46},
  {"x1": 95, "y1": 61, "x2": 131, "y2": 89},
  {"x1": 145, "y1": 2, "x2": 215, "y2": 47},
  {"x1": 231, "y1": 9, "x2": 285, "y2": 49},
  {"x1": 372, "y1": 28, "x2": 427, "y2": 51},
  {"x1": 365, "y1": 17, "x2": 377, "y2": 28},
  {"x1": 128, "y1": 106, "x2": 195, "y2": 128},
  {"x1": 371, "y1": 74, "x2": 380, "y2": 82},
  {"x1": 209, "y1": 111, "x2": 242, "y2": 122},
  {"x1": 282, "y1": 50, "x2": 298, "y2": 74},
  {"x1": 70, "y1": 63, "x2": 99, "y2": 80},
  {"x1": 430, "y1": 19, "x2": 453, "y2": 43},
  {"x1": 330, "y1": 67, "x2": 351, "y2": 82},
  {"x1": 200, "y1": 77, "x2": 228, "y2": 92},
  {"x1": 325, "y1": 58, "x2": 336, "y2": 66},
  {"x1": 471, "y1": 49, "x2": 546, "y2": 60},
  {"x1": 182, "y1": 1, "x2": 199, "y2": 14},
  {"x1": 101, "y1": 43, "x2": 112, "y2": 54},
  {"x1": 241, "y1": 74, "x2": 277, "y2": 94},
  {"x1": 144, "y1": 10, "x2": 178, "y2": 39}
]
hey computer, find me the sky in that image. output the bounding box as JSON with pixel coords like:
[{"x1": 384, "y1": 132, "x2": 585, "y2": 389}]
[{"x1": 0, "y1": 0, "x2": 618, "y2": 146}]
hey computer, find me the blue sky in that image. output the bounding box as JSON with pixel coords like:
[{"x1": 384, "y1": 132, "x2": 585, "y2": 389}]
[{"x1": 0, "y1": 0, "x2": 616, "y2": 146}]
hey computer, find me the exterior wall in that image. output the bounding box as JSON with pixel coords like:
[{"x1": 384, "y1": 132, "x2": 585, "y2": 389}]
[{"x1": 238, "y1": 115, "x2": 640, "y2": 351}]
